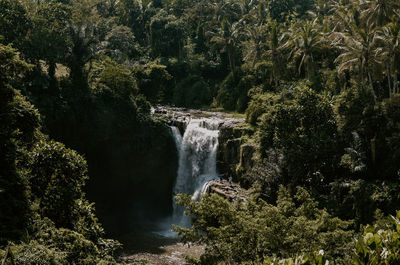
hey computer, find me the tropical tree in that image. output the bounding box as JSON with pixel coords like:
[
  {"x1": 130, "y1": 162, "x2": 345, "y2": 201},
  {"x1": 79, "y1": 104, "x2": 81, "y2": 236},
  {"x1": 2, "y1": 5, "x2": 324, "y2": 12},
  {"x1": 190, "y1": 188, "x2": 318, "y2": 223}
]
[
  {"x1": 255, "y1": 0, "x2": 268, "y2": 25},
  {"x1": 206, "y1": 0, "x2": 239, "y2": 24},
  {"x1": 66, "y1": 0, "x2": 101, "y2": 86},
  {"x1": 264, "y1": 22, "x2": 283, "y2": 86},
  {"x1": 242, "y1": 24, "x2": 267, "y2": 66},
  {"x1": 269, "y1": 0, "x2": 315, "y2": 22},
  {"x1": 236, "y1": 0, "x2": 254, "y2": 24},
  {"x1": 102, "y1": 25, "x2": 140, "y2": 62},
  {"x1": 0, "y1": 44, "x2": 33, "y2": 243},
  {"x1": 209, "y1": 18, "x2": 240, "y2": 74},
  {"x1": 282, "y1": 18, "x2": 322, "y2": 80},
  {"x1": 149, "y1": 10, "x2": 186, "y2": 59},
  {"x1": 259, "y1": 84, "x2": 338, "y2": 185},
  {"x1": 374, "y1": 15, "x2": 400, "y2": 96},
  {"x1": 329, "y1": 1, "x2": 358, "y2": 33},
  {"x1": 360, "y1": 0, "x2": 398, "y2": 27},
  {"x1": 174, "y1": 186, "x2": 353, "y2": 264},
  {"x1": 335, "y1": 29, "x2": 375, "y2": 85},
  {"x1": 331, "y1": 6, "x2": 378, "y2": 98},
  {"x1": 117, "y1": 0, "x2": 147, "y2": 45},
  {"x1": 24, "y1": 0, "x2": 72, "y2": 81},
  {"x1": 0, "y1": 0, "x2": 29, "y2": 47},
  {"x1": 96, "y1": 0, "x2": 119, "y2": 18}
]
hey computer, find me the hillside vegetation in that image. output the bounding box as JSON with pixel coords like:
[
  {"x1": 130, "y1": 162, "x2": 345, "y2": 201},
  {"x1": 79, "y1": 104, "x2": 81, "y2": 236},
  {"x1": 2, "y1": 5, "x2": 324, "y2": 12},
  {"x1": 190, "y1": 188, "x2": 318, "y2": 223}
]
[{"x1": 1, "y1": 0, "x2": 400, "y2": 264}]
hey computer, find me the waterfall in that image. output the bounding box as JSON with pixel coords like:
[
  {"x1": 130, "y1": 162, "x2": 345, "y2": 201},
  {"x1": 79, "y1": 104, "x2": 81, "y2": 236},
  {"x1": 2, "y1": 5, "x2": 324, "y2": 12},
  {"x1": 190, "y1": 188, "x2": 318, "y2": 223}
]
[
  {"x1": 170, "y1": 118, "x2": 221, "y2": 228},
  {"x1": 170, "y1": 126, "x2": 182, "y2": 148}
]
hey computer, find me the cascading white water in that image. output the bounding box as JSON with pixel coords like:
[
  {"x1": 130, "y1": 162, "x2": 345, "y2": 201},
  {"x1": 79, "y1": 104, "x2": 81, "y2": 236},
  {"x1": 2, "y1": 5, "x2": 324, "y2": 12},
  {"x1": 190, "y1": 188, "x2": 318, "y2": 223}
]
[
  {"x1": 170, "y1": 118, "x2": 221, "y2": 227},
  {"x1": 170, "y1": 126, "x2": 182, "y2": 148}
]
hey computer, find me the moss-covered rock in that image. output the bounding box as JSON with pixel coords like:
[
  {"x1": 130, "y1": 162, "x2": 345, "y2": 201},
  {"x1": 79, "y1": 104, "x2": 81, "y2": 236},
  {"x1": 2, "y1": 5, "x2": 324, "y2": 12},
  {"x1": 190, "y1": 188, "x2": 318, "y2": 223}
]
[{"x1": 217, "y1": 119, "x2": 253, "y2": 181}]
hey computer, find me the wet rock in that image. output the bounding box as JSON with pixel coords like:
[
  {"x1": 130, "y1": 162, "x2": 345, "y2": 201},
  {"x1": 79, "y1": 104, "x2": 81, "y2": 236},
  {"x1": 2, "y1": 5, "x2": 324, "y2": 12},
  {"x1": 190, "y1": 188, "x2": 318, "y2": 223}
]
[
  {"x1": 170, "y1": 114, "x2": 190, "y2": 135},
  {"x1": 152, "y1": 106, "x2": 191, "y2": 134},
  {"x1": 203, "y1": 179, "x2": 250, "y2": 202},
  {"x1": 152, "y1": 106, "x2": 242, "y2": 136}
]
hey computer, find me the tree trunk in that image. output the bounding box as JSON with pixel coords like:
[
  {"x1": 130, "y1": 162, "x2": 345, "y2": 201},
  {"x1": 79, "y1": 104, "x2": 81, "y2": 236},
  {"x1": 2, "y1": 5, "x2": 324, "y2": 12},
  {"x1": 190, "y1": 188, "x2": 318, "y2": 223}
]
[
  {"x1": 227, "y1": 44, "x2": 235, "y2": 77},
  {"x1": 272, "y1": 53, "x2": 279, "y2": 87},
  {"x1": 368, "y1": 72, "x2": 377, "y2": 103},
  {"x1": 48, "y1": 61, "x2": 58, "y2": 93},
  {"x1": 386, "y1": 63, "x2": 392, "y2": 98},
  {"x1": 307, "y1": 60, "x2": 314, "y2": 81},
  {"x1": 48, "y1": 61, "x2": 56, "y2": 80},
  {"x1": 359, "y1": 60, "x2": 364, "y2": 84},
  {"x1": 370, "y1": 136, "x2": 376, "y2": 166},
  {"x1": 178, "y1": 40, "x2": 183, "y2": 61}
]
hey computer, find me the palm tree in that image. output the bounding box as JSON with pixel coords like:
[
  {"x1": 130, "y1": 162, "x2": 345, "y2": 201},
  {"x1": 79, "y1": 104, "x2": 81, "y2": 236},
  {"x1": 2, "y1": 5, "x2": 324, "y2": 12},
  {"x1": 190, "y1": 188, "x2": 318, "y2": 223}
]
[
  {"x1": 282, "y1": 18, "x2": 322, "y2": 80},
  {"x1": 360, "y1": 0, "x2": 398, "y2": 27},
  {"x1": 330, "y1": 4, "x2": 378, "y2": 98},
  {"x1": 208, "y1": 18, "x2": 240, "y2": 74},
  {"x1": 237, "y1": 0, "x2": 252, "y2": 19},
  {"x1": 264, "y1": 22, "x2": 283, "y2": 86},
  {"x1": 206, "y1": 0, "x2": 237, "y2": 24},
  {"x1": 374, "y1": 14, "x2": 400, "y2": 96},
  {"x1": 242, "y1": 24, "x2": 267, "y2": 66},
  {"x1": 333, "y1": 24, "x2": 377, "y2": 96}
]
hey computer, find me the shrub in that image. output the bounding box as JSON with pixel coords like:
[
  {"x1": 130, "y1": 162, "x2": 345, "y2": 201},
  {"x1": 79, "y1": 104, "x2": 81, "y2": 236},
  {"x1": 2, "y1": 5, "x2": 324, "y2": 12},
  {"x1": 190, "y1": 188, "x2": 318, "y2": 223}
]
[
  {"x1": 29, "y1": 215, "x2": 122, "y2": 264},
  {"x1": 353, "y1": 210, "x2": 400, "y2": 264},
  {"x1": 29, "y1": 140, "x2": 88, "y2": 229},
  {"x1": 174, "y1": 186, "x2": 353, "y2": 264},
  {"x1": 88, "y1": 56, "x2": 138, "y2": 98},
  {"x1": 245, "y1": 89, "x2": 282, "y2": 125},
  {"x1": 259, "y1": 84, "x2": 338, "y2": 186},
  {"x1": 0, "y1": 241, "x2": 67, "y2": 265}
]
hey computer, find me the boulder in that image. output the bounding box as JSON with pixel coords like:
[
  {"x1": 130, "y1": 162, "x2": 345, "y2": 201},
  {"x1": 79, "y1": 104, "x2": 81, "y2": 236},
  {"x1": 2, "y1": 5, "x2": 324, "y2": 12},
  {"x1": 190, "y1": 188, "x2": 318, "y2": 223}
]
[{"x1": 203, "y1": 179, "x2": 250, "y2": 202}]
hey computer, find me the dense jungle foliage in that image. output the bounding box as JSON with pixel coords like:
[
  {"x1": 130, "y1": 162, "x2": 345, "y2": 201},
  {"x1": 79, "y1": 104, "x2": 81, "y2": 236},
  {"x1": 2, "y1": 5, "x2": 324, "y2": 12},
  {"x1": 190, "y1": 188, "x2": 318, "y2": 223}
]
[{"x1": 1, "y1": 0, "x2": 400, "y2": 264}]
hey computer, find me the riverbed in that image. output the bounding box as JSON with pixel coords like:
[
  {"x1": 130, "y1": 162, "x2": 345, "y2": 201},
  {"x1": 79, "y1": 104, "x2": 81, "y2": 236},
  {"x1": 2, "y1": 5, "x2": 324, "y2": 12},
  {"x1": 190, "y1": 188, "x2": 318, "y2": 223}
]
[{"x1": 119, "y1": 232, "x2": 204, "y2": 265}]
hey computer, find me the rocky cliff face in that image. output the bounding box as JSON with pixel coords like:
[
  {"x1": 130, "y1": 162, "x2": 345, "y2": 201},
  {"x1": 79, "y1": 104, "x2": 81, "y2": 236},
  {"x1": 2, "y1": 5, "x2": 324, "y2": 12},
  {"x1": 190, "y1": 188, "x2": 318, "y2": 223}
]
[
  {"x1": 238, "y1": 143, "x2": 256, "y2": 173},
  {"x1": 217, "y1": 120, "x2": 256, "y2": 182},
  {"x1": 217, "y1": 119, "x2": 243, "y2": 180}
]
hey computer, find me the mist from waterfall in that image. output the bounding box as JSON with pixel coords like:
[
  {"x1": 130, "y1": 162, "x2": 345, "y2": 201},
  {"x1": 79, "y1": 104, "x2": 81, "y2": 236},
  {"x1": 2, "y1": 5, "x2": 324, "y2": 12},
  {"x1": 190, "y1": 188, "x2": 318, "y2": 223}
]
[{"x1": 163, "y1": 118, "x2": 220, "y2": 234}]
